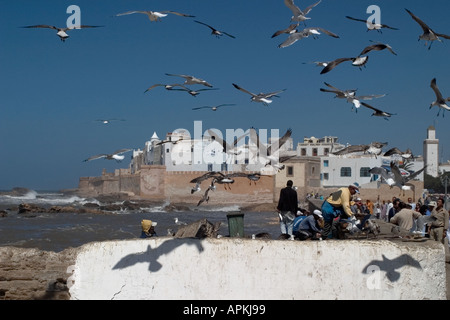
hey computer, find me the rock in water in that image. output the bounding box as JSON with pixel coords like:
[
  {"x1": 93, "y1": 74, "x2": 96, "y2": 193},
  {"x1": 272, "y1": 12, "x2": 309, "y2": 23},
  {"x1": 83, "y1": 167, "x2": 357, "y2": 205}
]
[{"x1": 174, "y1": 218, "x2": 221, "y2": 238}]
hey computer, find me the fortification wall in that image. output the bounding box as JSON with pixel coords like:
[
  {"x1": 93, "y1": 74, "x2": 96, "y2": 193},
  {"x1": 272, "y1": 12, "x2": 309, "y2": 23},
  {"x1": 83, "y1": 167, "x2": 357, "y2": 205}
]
[
  {"x1": 165, "y1": 171, "x2": 274, "y2": 205},
  {"x1": 68, "y1": 238, "x2": 446, "y2": 300}
]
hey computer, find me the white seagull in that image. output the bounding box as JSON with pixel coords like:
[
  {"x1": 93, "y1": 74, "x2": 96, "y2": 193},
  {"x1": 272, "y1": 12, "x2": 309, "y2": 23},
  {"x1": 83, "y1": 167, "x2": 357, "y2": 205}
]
[
  {"x1": 430, "y1": 78, "x2": 450, "y2": 117},
  {"x1": 284, "y1": 0, "x2": 322, "y2": 23},
  {"x1": 21, "y1": 24, "x2": 103, "y2": 42},
  {"x1": 83, "y1": 148, "x2": 132, "y2": 163},
  {"x1": 320, "y1": 56, "x2": 369, "y2": 74},
  {"x1": 174, "y1": 217, "x2": 188, "y2": 225},
  {"x1": 144, "y1": 83, "x2": 185, "y2": 93},
  {"x1": 194, "y1": 20, "x2": 235, "y2": 38},
  {"x1": 115, "y1": 10, "x2": 194, "y2": 22},
  {"x1": 271, "y1": 23, "x2": 299, "y2": 38},
  {"x1": 165, "y1": 73, "x2": 213, "y2": 87},
  {"x1": 405, "y1": 8, "x2": 450, "y2": 50},
  {"x1": 277, "y1": 26, "x2": 339, "y2": 48},
  {"x1": 383, "y1": 147, "x2": 414, "y2": 160},
  {"x1": 192, "y1": 104, "x2": 236, "y2": 111},
  {"x1": 359, "y1": 42, "x2": 397, "y2": 56},
  {"x1": 390, "y1": 161, "x2": 427, "y2": 195},
  {"x1": 345, "y1": 16, "x2": 399, "y2": 32},
  {"x1": 96, "y1": 119, "x2": 126, "y2": 124},
  {"x1": 232, "y1": 83, "x2": 286, "y2": 106},
  {"x1": 360, "y1": 101, "x2": 397, "y2": 120},
  {"x1": 320, "y1": 82, "x2": 385, "y2": 111},
  {"x1": 170, "y1": 85, "x2": 219, "y2": 97}
]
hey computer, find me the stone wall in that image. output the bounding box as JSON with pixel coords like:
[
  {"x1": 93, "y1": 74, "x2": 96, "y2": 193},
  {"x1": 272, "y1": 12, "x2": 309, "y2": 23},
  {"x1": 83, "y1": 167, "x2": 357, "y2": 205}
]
[{"x1": 0, "y1": 247, "x2": 78, "y2": 300}]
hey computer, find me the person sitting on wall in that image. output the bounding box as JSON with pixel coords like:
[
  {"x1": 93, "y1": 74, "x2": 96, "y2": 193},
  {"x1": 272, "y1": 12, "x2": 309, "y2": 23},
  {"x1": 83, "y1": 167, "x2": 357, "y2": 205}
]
[{"x1": 141, "y1": 219, "x2": 158, "y2": 238}]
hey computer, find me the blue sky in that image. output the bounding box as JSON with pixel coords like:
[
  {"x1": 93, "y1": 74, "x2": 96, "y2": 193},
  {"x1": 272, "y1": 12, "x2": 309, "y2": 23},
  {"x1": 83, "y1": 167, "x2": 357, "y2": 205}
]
[{"x1": 0, "y1": 0, "x2": 449, "y2": 191}]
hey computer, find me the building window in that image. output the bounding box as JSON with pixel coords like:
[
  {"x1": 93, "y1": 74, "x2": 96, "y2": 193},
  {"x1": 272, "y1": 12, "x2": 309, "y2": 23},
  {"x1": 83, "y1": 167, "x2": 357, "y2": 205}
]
[
  {"x1": 324, "y1": 148, "x2": 329, "y2": 156},
  {"x1": 312, "y1": 148, "x2": 318, "y2": 156},
  {"x1": 208, "y1": 164, "x2": 213, "y2": 171},
  {"x1": 360, "y1": 167, "x2": 371, "y2": 177},
  {"x1": 221, "y1": 163, "x2": 228, "y2": 171},
  {"x1": 323, "y1": 160, "x2": 329, "y2": 167},
  {"x1": 340, "y1": 167, "x2": 351, "y2": 177},
  {"x1": 311, "y1": 166, "x2": 315, "y2": 174},
  {"x1": 287, "y1": 166, "x2": 294, "y2": 176},
  {"x1": 301, "y1": 148, "x2": 306, "y2": 156},
  {"x1": 166, "y1": 149, "x2": 170, "y2": 153},
  {"x1": 324, "y1": 173, "x2": 329, "y2": 180}
]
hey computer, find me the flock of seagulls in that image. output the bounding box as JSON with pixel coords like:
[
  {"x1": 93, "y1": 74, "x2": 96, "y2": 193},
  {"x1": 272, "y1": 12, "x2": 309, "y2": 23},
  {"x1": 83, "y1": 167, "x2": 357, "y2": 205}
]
[{"x1": 20, "y1": 3, "x2": 449, "y2": 169}]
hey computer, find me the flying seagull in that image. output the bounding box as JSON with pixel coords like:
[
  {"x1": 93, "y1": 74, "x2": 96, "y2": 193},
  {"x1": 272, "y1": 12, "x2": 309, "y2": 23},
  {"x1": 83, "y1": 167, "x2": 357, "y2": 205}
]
[
  {"x1": 430, "y1": 78, "x2": 450, "y2": 117},
  {"x1": 155, "y1": 137, "x2": 183, "y2": 146},
  {"x1": 115, "y1": 10, "x2": 194, "y2": 22},
  {"x1": 360, "y1": 101, "x2": 397, "y2": 120},
  {"x1": 95, "y1": 118, "x2": 126, "y2": 124},
  {"x1": 320, "y1": 56, "x2": 369, "y2": 74},
  {"x1": 165, "y1": 73, "x2": 213, "y2": 87},
  {"x1": 194, "y1": 20, "x2": 235, "y2": 38},
  {"x1": 405, "y1": 8, "x2": 450, "y2": 50},
  {"x1": 21, "y1": 25, "x2": 103, "y2": 42},
  {"x1": 383, "y1": 147, "x2": 414, "y2": 160},
  {"x1": 170, "y1": 85, "x2": 219, "y2": 97},
  {"x1": 284, "y1": 0, "x2": 322, "y2": 23},
  {"x1": 359, "y1": 42, "x2": 397, "y2": 56},
  {"x1": 389, "y1": 161, "x2": 427, "y2": 195},
  {"x1": 206, "y1": 129, "x2": 249, "y2": 157},
  {"x1": 332, "y1": 144, "x2": 370, "y2": 156},
  {"x1": 332, "y1": 142, "x2": 386, "y2": 158},
  {"x1": 345, "y1": 16, "x2": 399, "y2": 32},
  {"x1": 271, "y1": 23, "x2": 299, "y2": 38},
  {"x1": 320, "y1": 82, "x2": 385, "y2": 111},
  {"x1": 83, "y1": 148, "x2": 132, "y2": 163},
  {"x1": 277, "y1": 26, "x2": 339, "y2": 48},
  {"x1": 232, "y1": 83, "x2": 286, "y2": 106},
  {"x1": 144, "y1": 83, "x2": 185, "y2": 93},
  {"x1": 192, "y1": 104, "x2": 235, "y2": 111}
]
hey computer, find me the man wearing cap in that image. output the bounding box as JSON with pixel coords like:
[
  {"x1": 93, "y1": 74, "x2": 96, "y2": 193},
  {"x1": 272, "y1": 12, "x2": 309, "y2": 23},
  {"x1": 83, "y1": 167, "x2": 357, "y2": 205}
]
[
  {"x1": 321, "y1": 183, "x2": 360, "y2": 239},
  {"x1": 140, "y1": 219, "x2": 158, "y2": 238},
  {"x1": 295, "y1": 209, "x2": 324, "y2": 240},
  {"x1": 428, "y1": 198, "x2": 449, "y2": 245}
]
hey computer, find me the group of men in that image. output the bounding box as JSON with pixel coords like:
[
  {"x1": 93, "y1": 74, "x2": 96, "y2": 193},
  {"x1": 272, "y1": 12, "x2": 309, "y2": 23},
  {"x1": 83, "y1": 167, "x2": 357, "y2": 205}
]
[{"x1": 276, "y1": 180, "x2": 449, "y2": 244}]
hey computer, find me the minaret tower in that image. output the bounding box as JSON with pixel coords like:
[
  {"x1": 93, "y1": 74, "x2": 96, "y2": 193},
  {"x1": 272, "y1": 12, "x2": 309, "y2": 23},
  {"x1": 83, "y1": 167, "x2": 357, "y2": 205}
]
[{"x1": 423, "y1": 126, "x2": 439, "y2": 177}]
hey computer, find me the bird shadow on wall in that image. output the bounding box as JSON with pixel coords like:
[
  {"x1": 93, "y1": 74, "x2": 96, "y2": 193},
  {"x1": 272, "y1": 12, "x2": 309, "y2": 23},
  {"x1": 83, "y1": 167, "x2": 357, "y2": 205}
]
[
  {"x1": 362, "y1": 254, "x2": 422, "y2": 282},
  {"x1": 112, "y1": 238, "x2": 204, "y2": 272}
]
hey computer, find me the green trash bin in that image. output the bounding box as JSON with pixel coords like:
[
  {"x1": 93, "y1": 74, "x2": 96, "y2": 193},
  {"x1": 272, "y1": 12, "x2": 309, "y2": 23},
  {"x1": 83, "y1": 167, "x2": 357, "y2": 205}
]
[{"x1": 227, "y1": 212, "x2": 244, "y2": 237}]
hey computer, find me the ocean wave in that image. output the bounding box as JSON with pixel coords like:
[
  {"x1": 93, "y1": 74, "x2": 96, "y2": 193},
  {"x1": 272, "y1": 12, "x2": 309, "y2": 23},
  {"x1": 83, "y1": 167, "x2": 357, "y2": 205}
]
[{"x1": 0, "y1": 190, "x2": 95, "y2": 207}]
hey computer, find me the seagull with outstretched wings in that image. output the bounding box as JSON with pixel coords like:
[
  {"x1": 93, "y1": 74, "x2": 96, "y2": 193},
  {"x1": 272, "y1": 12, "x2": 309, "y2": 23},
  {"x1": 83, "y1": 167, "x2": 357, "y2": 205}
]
[
  {"x1": 194, "y1": 20, "x2": 235, "y2": 38},
  {"x1": 232, "y1": 83, "x2": 286, "y2": 106},
  {"x1": 21, "y1": 24, "x2": 103, "y2": 42},
  {"x1": 83, "y1": 148, "x2": 132, "y2": 163},
  {"x1": 115, "y1": 10, "x2": 194, "y2": 22}
]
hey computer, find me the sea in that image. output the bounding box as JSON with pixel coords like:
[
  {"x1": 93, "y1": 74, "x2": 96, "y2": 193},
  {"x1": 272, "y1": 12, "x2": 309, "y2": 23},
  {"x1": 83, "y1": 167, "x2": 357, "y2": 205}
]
[{"x1": 0, "y1": 189, "x2": 281, "y2": 252}]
